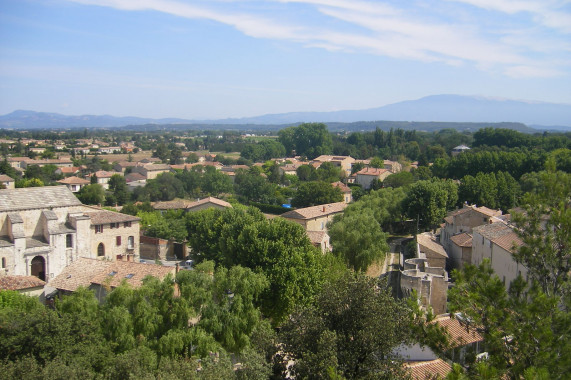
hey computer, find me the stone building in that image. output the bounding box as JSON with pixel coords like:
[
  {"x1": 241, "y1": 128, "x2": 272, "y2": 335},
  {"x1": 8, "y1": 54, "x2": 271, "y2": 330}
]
[
  {"x1": 355, "y1": 167, "x2": 391, "y2": 189},
  {"x1": 0, "y1": 186, "x2": 140, "y2": 283},
  {"x1": 472, "y1": 222, "x2": 526, "y2": 288},
  {"x1": 400, "y1": 257, "x2": 449, "y2": 315},
  {"x1": 0, "y1": 174, "x2": 15, "y2": 189},
  {"x1": 280, "y1": 202, "x2": 347, "y2": 232},
  {"x1": 440, "y1": 204, "x2": 502, "y2": 255}
]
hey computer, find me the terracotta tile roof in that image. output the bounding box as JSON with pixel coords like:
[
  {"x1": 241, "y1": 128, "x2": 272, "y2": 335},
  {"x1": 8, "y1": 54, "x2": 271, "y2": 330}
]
[
  {"x1": 142, "y1": 163, "x2": 171, "y2": 171},
  {"x1": 0, "y1": 174, "x2": 14, "y2": 182},
  {"x1": 50, "y1": 258, "x2": 113, "y2": 292},
  {"x1": 26, "y1": 158, "x2": 73, "y2": 165},
  {"x1": 405, "y1": 359, "x2": 452, "y2": 380},
  {"x1": 332, "y1": 181, "x2": 351, "y2": 193},
  {"x1": 50, "y1": 258, "x2": 175, "y2": 291},
  {"x1": 115, "y1": 161, "x2": 138, "y2": 168},
  {"x1": 417, "y1": 233, "x2": 448, "y2": 258},
  {"x1": 281, "y1": 202, "x2": 347, "y2": 220},
  {"x1": 356, "y1": 167, "x2": 388, "y2": 176},
  {"x1": 187, "y1": 197, "x2": 232, "y2": 210},
  {"x1": 0, "y1": 186, "x2": 82, "y2": 212},
  {"x1": 153, "y1": 199, "x2": 193, "y2": 210},
  {"x1": 125, "y1": 172, "x2": 146, "y2": 182},
  {"x1": 313, "y1": 155, "x2": 354, "y2": 162},
  {"x1": 0, "y1": 275, "x2": 46, "y2": 290},
  {"x1": 432, "y1": 315, "x2": 483, "y2": 348},
  {"x1": 94, "y1": 170, "x2": 117, "y2": 178},
  {"x1": 476, "y1": 206, "x2": 502, "y2": 217},
  {"x1": 450, "y1": 233, "x2": 472, "y2": 248},
  {"x1": 57, "y1": 176, "x2": 90, "y2": 185},
  {"x1": 492, "y1": 231, "x2": 523, "y2": 253},
  {"x1": 90, "y1": 261, "x2": 175, "y2": 288},
  {"x1": 306, "y1": 230, "x2": 328, "y2": 244},
  {"x1": 57, "y1": 166, "x2": 80, "y2": 174},
  {"x1": 473, "y1": 222, "x2": 517, "y2": 249},
  {"x1": 85, "y1": 209, "x2": 140, "y2": 225}
]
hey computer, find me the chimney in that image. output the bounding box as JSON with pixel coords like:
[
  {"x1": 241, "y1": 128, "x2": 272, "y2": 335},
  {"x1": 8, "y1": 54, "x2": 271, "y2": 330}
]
[{"x1": 322, "y1": 206, "x2": 326, "y2": 212}]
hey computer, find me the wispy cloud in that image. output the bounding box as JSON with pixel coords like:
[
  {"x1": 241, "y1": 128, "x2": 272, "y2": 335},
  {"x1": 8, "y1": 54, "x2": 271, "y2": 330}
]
[
  {"x1": 65, "y1": 0, "x2": 570, "y2": 78},
  {"x1": 446, "y1": 0, "x2": 571, "y2": 33}
]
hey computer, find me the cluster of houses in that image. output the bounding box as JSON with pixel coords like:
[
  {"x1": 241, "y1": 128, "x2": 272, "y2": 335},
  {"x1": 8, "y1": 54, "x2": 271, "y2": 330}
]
[
  {"x1": 3, "y1": 146, "x2": 532, "y2": 378},
  {"x1": 396, "y1": 203, "x2": 528, "y2": 378}
]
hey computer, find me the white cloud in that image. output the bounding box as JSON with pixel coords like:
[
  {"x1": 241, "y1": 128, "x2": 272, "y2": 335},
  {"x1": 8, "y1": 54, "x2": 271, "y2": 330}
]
[
  {"x1": 65, "y1": 0, "x2": 569, "y2": 78},
  {"x1": 446, "y1": 0, "x2": 571, "y2": 33}
]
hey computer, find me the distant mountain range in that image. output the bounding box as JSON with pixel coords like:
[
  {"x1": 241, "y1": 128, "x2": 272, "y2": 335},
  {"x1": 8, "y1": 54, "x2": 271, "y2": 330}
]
[{"x1": 1, "y1": 95, "x2": 570, "y2": 131}]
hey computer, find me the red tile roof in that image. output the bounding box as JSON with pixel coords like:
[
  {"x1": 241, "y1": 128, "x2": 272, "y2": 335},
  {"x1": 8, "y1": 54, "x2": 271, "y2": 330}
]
[
  {"x1": 57, "y1": 176, "x2": 90, "y2": 185},
  {"x1": 450, "y1": 233, "x2": 472, "y2": 248},
  {"x1": 332, "y1": 181, "x2": 351, "y2": 193},
  {"x1": 405, "y1": 359, "x2": 452, "y2": 380},
  {"x1": 90, "y1": 261, "x2": 175, "y2": 288},
  {"x1": 0, "y1": 275, "x2": 45, "y2": 290},
  {"x1": 356, "y1": 167, "x2": 388, "y2": 176},
  {"x1": 417, "y1": 233, "x2": 448, "y2": 258},
  {"x1": 281, "y1": 202, "x2": 347, "y2": 220},
  {"x1": 432, "y1": 315, "x2": 483, "y2": 348},
  {"x1": 85, "y1": 209, "x2": 140, "y2": 224},
  {"x1": 50, "y1": 258, "x2": 175, "y2": 291}
]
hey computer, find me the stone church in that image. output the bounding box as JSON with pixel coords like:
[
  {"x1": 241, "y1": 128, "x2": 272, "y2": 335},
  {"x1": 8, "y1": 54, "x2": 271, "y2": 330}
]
[{"x1": 0, "y1": 186, "x2": 140, "y2": 283}]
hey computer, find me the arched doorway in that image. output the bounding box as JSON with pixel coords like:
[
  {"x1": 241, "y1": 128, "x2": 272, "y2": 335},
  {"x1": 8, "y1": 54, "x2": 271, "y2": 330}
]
[
  {"x1": 97, "y1": 243, "x2": 105, "y2": 257},
  {"x1": 31, "y1": 256, "x2": 45, "y2": 281}
]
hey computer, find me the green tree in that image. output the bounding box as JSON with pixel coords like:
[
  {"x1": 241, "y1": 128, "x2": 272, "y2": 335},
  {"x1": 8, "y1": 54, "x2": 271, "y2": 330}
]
[
  {"x1": 296, "y1": 164, "x2": 318, "y2": 181},
  {"x1": 108, "y1": 174, "x2": 130, "y2": 205},
  {"x1": 316, "y1": 161, "x2": 344, "y2": 182},
  {"x1": 77, "y1": 184, "x2": 105, "y2": 205},
  {"x1": 279, "y1": 272, "x2": 410, "y2": 379},
  {"x1": 403, "y1": 179, "x2": 458, "y2": 231},
  {"x1": 383, "y1": 171, "x2": 414, "y2": 188},
  {"x1": 278, "y1": 123, "x2": 332, "y2": 159},
  {"x1": 328, "y1": 210, "x2": 389, "y2": 272},
  {"x1": 291, "y1": 181, "x2": 343, "y2": 208}
]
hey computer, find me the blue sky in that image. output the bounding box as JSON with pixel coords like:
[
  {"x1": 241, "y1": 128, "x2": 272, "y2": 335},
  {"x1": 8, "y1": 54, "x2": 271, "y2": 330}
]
[{"x1": 1, "y1": 0, "x2": 570, "y2": 119}]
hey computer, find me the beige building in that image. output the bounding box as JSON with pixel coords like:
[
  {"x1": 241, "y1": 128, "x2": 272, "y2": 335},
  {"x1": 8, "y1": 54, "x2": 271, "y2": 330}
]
[
  {"x1": 133, "y1": 163, "x2": 171, "y2": 180},
  {"x1": 0, "y1": 174, "x2": 15, "y2": 189},
  {"x1": 57, "y1": 176, "x2": 90, "y2": 192},
  {"x1": 91, "y1": 170, "x2": 119, "y2": 190},
  {"x1": 417, "y1": 232, "x2": 448, "y2": 269},
  {"x1": 472, "y1": 222, "x2": 527, "y2": 288},
  {"x1": 355, "y1": 167, "x2": 391, "y2": 189},
  {"x1": 383, "y1": 160, "x2": 403, "y2": 173},
  {"x1": 280, "y1": 202, "x2": 347, "y2": 232},
  {"x1": 311, "y1": 155, "x2": 355, "y2": 176},
  {"x1": 306, "y1": 230, "x2": 331, "y2": 253},
  {"x1": 332, "y1": 181, "x2": 352, "y2": 204},
  {"x1": 0, "y1": 186, "x2": 140, "y2": 284},
  {"x1": 448, "y1": 232, "x2": 473, "y2": 270},
  {"x1": 440, "y1": 204, "x2": 502, "y2": 255}
]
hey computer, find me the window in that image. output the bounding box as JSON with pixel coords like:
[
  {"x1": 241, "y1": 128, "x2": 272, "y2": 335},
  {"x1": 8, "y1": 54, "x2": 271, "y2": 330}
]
[
  {"x1": 116, "y1": 236, "x2": 122, "y2": 246},
  {"x1": 1, "y1": 257, "x2": 5, "y2": 268},
  {"x1": 97, "y1": 243, "x2": 105, "y2": 257},
  {"x1": 66, "y1": 234, "x2": 73, "y2": 248},
  {"x1": 110, "y1": 222, "x2": 119, "y2": 229},
  {"x1": 128, "y1": 236, "x2": 135, "y2": 249},
  {"x1": 124, "y1": 221, "x2": 131, "y2": 228},
  {"x1": 95, "y1": 225, "x2": 103, "y2": 233}
]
